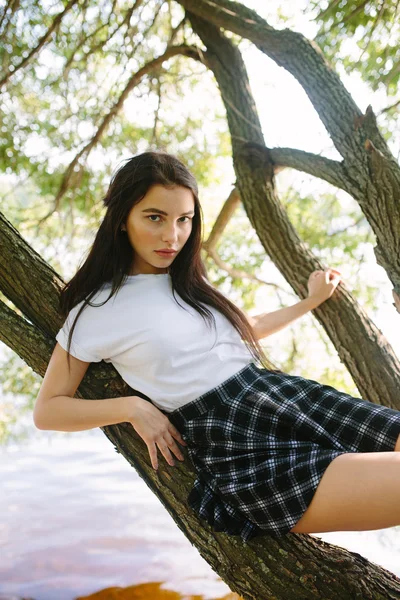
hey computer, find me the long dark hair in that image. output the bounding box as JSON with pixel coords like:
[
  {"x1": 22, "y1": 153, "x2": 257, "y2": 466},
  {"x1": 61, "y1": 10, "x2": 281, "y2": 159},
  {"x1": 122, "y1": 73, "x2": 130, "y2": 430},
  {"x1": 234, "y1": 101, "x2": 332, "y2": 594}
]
[{"x1": 59, "y1": 150, "x2": 279, "y2": 375}]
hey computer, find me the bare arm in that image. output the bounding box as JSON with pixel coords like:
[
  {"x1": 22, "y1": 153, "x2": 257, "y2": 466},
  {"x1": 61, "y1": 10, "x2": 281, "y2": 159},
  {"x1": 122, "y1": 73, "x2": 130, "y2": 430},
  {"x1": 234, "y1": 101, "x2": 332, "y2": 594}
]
[
  {"x1": 250, "y1": 296, "x2": 322, "y2": 340},
  {"x1": 247, "y1": 268, "x2": 342, "y2": 340},
  {"x1": 33, "y1": 343, "x2": 187, "y2": 471},
  {"x1": 33, "y1": 341, "x2": 144, "y2": 431},
  {"x1": 34, "y1": 394, "x2": 142, "y2": 431}
]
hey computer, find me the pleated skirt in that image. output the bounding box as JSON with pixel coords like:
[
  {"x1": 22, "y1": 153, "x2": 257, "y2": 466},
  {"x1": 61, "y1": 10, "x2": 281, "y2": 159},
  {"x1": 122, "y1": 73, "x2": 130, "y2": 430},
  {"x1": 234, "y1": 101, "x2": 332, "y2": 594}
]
[{"x1": 166, "y1": 362, "x2": 400, "y2": 543}]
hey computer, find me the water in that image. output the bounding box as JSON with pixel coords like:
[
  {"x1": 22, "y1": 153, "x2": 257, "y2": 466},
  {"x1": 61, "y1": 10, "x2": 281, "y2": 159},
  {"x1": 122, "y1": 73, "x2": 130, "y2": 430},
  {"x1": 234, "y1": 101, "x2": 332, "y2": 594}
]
[
  {"x1": 1, "y1": 428, "x2": 400, "y2": 599},
  {"x1": 0, "y1": 429, "x2": 236, "y2": 600}
]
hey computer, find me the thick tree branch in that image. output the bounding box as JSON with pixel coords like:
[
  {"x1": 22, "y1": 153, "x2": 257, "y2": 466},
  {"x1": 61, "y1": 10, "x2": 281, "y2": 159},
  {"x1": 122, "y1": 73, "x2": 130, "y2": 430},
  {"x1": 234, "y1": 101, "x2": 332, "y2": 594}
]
[
  {"x1": 176, "y1": 0, "x2": 400, "y2": 295},
  {"x1": 268, "y1": 146, "x2": 348, "y2": 190},
  {"x1": 2, "y1": 206, "x2": 400, "y2": 600},
  {"x1": 184, "y1": 10, "x2": 400, "y2": 413},
  {"x1": 202, "y1": 187, "x2": 294, "y2": 293},
  {"x1": 175, "y1": 0, "x2": 392, "y2": 165}
]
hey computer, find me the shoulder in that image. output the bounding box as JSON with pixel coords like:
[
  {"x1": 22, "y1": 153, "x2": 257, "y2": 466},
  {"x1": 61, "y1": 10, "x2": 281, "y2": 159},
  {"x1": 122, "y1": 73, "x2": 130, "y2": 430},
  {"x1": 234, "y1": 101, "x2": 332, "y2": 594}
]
[
  {"x1": 56, "y1": 284, "x2": 116, "y2": 362},
  {"x1": 64, "y1": 283, "x2": 114, "y2": 324}
]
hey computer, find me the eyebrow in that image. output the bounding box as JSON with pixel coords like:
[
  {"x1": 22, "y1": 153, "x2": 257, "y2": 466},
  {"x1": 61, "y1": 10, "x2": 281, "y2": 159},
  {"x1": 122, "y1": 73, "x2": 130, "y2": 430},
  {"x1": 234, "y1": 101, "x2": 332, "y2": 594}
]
[{"x1": 141, "y1": 208, "x2": 195, "y2": 216}]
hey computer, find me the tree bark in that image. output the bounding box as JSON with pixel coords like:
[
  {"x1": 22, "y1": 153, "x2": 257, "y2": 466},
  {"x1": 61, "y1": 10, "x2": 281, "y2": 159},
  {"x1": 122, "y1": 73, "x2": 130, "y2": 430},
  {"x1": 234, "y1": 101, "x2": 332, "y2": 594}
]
[
  {"x1": 176, "y1": 0, "x2": 400, "y2": 293},
  {"x1": 182, "y1": 12, "x2": 400, "y2": 410},
  {"x1": 2, "y1": 210, "x2": 400, "y2": 599}
]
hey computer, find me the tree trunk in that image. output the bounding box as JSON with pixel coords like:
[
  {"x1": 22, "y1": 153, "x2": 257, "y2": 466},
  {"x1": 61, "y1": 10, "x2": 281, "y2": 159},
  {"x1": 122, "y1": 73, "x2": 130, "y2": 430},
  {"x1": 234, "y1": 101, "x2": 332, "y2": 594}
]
[
  {"x1": 177, "y1": 0, "x2": 400, "y2": 295},
  {"x1": 2, "y1": 211, "x2": 400, "y2": 599},
  {"x1": 182, "y1": 11, "x2": 400, "y2": 410}
]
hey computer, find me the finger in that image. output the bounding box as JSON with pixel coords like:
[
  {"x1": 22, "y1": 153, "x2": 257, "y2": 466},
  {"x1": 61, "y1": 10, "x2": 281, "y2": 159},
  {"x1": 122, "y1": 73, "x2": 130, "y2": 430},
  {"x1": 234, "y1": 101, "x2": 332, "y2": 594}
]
[
  {"x1": 148, "y1": 442, "x2": 158, "y2": 470},
  {"x1": 157, "y1": 439, "x2": 175, "y2": 466},
  {"x1": 165, "y1": 433, "x2": 185, "y2": 461},
  {"x1": 330, "y1": 276, "x2": 341, "y2": 289},
  {"x1": 329, "y1": 271, "x2": 342, "y2": 279},
  {"x1": 170, "y1": 425, "x2": 187, "y2": 446}
]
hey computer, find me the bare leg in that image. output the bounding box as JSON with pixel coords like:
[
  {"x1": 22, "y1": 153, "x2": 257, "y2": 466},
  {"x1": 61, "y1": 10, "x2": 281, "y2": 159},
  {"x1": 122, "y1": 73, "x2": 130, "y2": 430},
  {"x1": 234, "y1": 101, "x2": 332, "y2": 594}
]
[{"x1": 290, "y1": 436, "x2": 400, "y2": 534}]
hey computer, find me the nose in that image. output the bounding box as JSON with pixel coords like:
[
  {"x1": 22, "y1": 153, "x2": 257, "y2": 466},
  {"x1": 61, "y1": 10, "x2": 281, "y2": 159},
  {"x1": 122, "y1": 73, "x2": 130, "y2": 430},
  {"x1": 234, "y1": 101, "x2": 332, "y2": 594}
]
[{"x1": 161, "y1": 222, "x2": 180, "y2": 245}]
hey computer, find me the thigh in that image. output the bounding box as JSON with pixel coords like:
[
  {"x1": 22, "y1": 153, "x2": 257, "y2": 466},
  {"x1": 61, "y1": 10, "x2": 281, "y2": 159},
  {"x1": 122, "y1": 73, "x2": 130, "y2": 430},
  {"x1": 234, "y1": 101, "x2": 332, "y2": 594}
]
[{"x1": 290, "y1": 451, "x2": 400, "y2": 534}]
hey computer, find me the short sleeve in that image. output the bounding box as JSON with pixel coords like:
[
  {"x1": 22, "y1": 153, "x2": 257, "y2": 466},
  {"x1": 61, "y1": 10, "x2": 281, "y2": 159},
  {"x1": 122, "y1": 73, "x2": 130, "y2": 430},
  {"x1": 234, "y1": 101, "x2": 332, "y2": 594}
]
[{"x1": 55, "y1": 301, "x2": 104, "y2": 363}]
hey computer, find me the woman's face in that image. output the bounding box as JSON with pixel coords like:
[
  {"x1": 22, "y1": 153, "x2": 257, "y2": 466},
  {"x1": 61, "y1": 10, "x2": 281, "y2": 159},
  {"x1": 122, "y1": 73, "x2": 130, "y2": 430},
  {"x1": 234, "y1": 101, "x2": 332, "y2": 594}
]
[{"x1": 123, "y1": 184, "x2": 196, "y2": 275}]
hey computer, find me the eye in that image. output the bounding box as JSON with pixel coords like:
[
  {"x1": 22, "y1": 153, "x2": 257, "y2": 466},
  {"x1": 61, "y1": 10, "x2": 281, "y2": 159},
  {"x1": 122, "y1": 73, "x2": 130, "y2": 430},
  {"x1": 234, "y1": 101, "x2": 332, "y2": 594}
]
[{"x1": 147, "y1": 215, "x2": 192, "y2": 223}]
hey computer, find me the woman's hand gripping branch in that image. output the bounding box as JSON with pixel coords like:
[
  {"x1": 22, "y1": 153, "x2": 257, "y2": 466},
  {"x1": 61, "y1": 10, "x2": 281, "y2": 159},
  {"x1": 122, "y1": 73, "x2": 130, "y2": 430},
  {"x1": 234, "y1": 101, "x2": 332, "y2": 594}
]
[
  {"x1": 307, "y1": 268, "x2": 342, "y2": 305},
  {"x1": 248, "y1": 267, "x2": 343, "y2": 340},
  {"x1": 128, "y1": 397, "x2": 187, "y2": 471}
]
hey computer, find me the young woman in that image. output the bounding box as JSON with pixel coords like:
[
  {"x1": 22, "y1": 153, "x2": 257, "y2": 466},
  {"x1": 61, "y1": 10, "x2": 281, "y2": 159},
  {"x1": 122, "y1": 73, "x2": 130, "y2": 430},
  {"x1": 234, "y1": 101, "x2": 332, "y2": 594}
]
[{"x1": 34, "y1": 150, "x2": 400, "y2": 543}]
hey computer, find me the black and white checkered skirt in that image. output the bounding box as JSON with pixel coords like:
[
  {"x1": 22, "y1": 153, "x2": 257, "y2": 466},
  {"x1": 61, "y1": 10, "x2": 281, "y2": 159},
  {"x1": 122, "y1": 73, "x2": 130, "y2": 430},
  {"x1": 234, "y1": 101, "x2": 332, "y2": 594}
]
[{"x1": 166, "y1": 362, "x2": 400, "y2": 543}]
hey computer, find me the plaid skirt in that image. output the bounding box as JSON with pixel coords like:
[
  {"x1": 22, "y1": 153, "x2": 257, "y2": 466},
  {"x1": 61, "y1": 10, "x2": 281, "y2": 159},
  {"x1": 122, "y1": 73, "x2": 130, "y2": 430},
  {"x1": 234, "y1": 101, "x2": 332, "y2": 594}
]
[{"x1": 166, "y1": 362, "x2": 400, "y2": 543}]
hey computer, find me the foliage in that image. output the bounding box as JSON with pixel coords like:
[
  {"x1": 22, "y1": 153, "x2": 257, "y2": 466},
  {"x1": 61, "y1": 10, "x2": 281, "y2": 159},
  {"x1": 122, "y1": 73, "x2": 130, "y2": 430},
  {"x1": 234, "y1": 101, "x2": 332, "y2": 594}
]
[
  {"x1": 0, "y1": 0, "x2": 395, "y2": 442},
  {"x1": 308, "y1": 0, "x2": 400, "y2": 118}
]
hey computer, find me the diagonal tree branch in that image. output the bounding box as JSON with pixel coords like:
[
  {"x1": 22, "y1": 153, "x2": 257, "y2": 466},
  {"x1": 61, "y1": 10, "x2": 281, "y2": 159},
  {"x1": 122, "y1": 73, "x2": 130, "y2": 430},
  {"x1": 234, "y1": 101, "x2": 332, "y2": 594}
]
[
  {"x1": 356, "y1": 0, "x2": 386, "y2": 62},
  {"x1": 312, "y1": 0, "x2": 342, "y2": 21},
  {"x1": 321, "y1": 0, "x2": 369, "y2": 34},
  {"x1": 36, "y1": 43, "x2": 204, "y2": 224},
  {"x1": 0, "y1": 0, "x2": 19, "y2": 32},
  {"x1": 184, "y1": 9, "x2": 400, "y2": 412},
  {"x1": 2, "y1": 199, "x2": 400, "y2": 598},
  {"x1": 203, "y1": 186, "x2": 242, "y2": 249},
  {"x1": 0, "y1": 0, "x2": 80, "y2": 88},
  {"x1": 202, "y1": 186, "x2": 295, "y2": 293},
  {"x1": 380, "y1": 96, "x2": 400, "y2": 114},
  {"x1": 175, "y1": 0, "x2": 392, "y2": 165}
]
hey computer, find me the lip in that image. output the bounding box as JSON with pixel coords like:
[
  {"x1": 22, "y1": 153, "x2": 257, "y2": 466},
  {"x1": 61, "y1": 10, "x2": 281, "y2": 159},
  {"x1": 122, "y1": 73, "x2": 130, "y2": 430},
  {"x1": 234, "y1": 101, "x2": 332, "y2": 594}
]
[{"x1": 155, "y1": 250, "x2": 177, "y2": 256}]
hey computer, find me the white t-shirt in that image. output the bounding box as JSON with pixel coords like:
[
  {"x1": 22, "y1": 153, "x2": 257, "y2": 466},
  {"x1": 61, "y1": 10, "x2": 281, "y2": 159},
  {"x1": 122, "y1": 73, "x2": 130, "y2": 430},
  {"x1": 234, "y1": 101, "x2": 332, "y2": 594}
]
[{"x1": 55, "y1": 273, "x2": 254, "y2": 412}]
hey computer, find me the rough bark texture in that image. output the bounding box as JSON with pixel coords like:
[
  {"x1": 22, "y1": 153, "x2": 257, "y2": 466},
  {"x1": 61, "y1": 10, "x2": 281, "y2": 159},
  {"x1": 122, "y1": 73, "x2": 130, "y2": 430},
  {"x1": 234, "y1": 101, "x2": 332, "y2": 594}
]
[
  {"x1": 183, "y1": 13, "x2": 400, "y2": 410},
  {"x1": 2, "y1": 210, "x2": 400, "y2": 599},
  {"x1": 177, "y1": 0, "x2": 400, "y2": 294}
]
